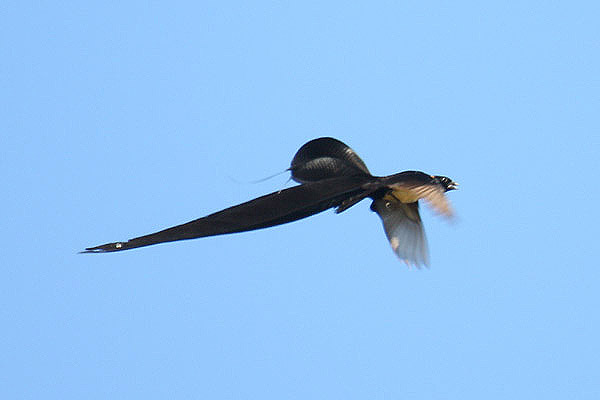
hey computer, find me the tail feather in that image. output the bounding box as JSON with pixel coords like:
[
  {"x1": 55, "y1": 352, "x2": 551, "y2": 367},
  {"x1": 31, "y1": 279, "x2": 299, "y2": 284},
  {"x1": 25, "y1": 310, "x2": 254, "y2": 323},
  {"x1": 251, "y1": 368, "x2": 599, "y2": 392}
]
[{"x1": 83, "y1": 175, "x2": 375, "y2": 253}]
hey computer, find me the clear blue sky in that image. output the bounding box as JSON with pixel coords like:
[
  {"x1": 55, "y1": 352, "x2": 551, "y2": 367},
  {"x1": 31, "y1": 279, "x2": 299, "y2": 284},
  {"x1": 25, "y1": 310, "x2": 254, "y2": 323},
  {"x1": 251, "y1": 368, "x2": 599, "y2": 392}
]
[{"x1": 3, "y1": 1, "x2": 599, "y2": 399}]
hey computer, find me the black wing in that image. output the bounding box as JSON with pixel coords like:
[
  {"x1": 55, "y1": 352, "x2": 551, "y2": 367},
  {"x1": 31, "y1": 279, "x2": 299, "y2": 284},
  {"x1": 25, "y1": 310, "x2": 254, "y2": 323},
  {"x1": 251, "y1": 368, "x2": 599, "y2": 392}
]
[
  {"x1": 290, "y1": 137, "x2": 371, "y2": 183},
  {"x1": 83, "y1": 175, "x2": 374, "y2": 253}
]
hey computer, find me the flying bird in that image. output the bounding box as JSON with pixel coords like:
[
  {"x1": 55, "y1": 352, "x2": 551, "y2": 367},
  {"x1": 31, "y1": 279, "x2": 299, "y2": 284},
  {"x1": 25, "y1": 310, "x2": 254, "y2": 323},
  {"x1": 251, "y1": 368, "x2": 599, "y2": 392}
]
[{"x1": 83, "y1": 137, "x2": 457, "y2": 266}]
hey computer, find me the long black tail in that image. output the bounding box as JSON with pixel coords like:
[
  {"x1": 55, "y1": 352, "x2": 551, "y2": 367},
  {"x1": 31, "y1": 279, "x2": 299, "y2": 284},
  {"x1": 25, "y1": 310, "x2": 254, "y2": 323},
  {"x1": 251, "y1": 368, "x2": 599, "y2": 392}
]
[{"x1": 82, "y1": 175, "x2": 374, "y2": 253}]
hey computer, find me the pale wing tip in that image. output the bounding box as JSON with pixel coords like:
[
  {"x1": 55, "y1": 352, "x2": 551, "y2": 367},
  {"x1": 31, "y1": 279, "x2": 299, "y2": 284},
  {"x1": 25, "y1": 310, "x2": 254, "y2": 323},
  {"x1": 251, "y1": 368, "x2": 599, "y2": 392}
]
[
  {"x1": 399, "y1": 257, "x2": 429, "y2": 269},
  {"x1": 425, "y1": 195, "x2": 455, "y2": 219}
]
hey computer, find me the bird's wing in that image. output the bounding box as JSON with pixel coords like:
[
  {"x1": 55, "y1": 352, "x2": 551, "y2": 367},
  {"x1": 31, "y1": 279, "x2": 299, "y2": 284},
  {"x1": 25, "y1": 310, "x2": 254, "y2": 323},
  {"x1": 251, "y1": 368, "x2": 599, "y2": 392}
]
[
  {"x1": 384, "y1": 172, "x2": 455, "y2": 217},
  {"x1": 290, "y1": 137, "x2": 371, "y2": 183},
  {"x1": 83, "y1": 175, "x2": 372, "y2": 253},
  {"x1": 389, "y1": 183, "x2": 453, "y2": 217},
  {"x1": 371, "y1": 197, "x2": 429, "y2": 267}
]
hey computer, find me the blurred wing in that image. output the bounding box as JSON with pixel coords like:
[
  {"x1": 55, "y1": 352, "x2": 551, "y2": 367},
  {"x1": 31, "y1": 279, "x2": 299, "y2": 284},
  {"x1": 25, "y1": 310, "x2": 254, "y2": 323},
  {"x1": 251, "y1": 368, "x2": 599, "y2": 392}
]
[
  {"x1": 371, "y1": 197, "x2": 429, "y2": 267},
  {"x1": 388, "y1": 181, "x2": 454, "y2": 217},
  {"x1": 83, "y1": 175, "x2": 373, "y2": 253}
]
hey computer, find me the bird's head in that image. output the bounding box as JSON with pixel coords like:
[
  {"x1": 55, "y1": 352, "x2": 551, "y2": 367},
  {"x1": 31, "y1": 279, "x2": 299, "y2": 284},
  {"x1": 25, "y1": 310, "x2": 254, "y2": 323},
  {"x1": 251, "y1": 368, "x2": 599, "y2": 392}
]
[{"x1": 435, "y1": 176, "x2": 459, "y2": 191}]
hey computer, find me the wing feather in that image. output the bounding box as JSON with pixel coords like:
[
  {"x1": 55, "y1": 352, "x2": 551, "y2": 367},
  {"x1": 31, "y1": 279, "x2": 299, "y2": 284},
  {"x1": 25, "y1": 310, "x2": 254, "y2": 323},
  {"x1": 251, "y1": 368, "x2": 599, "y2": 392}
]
[
  {"x1": 290, "y1": 137, "x2": 371, "y2": 183},
  {"x1": 371, "y1": 197, "x2": 429, "y2": 267},
  {"x1": 388, "y1": 182, "x2": 454, "y2": 217}
]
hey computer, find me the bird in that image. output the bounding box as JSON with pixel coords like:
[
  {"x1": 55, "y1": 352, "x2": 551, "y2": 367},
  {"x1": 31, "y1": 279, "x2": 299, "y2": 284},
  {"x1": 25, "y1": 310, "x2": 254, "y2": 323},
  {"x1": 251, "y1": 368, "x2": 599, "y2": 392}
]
[{"x1": 83, "y1": 137, "x2": 457, "y2": 266}]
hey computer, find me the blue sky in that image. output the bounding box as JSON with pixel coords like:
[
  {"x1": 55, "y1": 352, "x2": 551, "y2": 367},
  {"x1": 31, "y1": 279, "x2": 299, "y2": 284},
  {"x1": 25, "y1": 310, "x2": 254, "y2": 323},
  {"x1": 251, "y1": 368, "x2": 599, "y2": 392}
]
[{"x1": 2, "y1": 1, "x2": 599, "y2": 399}]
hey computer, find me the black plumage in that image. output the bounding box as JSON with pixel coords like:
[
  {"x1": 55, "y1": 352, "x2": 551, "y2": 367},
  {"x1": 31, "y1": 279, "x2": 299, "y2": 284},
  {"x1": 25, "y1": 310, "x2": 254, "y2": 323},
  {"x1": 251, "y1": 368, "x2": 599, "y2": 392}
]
[{"x1": 83, "y1": 137, "x2": 457, "y2": 266}]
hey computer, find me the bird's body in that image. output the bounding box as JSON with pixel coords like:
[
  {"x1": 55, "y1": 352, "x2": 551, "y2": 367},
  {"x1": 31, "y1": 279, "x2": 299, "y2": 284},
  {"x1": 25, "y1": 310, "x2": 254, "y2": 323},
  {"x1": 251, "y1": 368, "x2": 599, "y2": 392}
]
[{"x1": 84, "y1": 137, "x2": 457, "y2": 266}]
